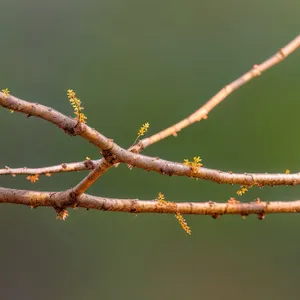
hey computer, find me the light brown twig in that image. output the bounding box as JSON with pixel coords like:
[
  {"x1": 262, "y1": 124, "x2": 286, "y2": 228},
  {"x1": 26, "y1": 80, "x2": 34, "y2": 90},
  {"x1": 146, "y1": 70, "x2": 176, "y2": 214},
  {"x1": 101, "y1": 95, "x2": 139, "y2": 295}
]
[
  {"x1": 0, "y1": 187, "x2": 299, "y2": 217},
  {"x1": 0, "y1": 160, "x2": 98, "y2": 176},
  {"x1": 134, "y1": 35, "x2": 300, "y2": 151}
]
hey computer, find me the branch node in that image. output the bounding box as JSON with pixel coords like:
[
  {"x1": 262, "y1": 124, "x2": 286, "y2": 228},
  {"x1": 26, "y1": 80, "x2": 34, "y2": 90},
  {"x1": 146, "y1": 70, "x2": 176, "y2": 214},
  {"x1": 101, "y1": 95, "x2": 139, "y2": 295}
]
[
  {"x1": 212, "y1": 213, "x2": 221, "y2": 219},
  {"x1": 130, "y1": 200, "x2": 138, "y2": 213},
  {"x1": 279, "y1": 48, "x2": 287, "y2": 59},
  {"x1": 252, "y1": 64, "x2": 261, "y2": 76},
  {"x1": 84, "y1": 159, "x2": 96, "y2": 169},
  {"x1": 257, "y1": 212, "x2": 265, "y2": 220},
  {"x1": 101, "y1": 149, "x2": 119, "y2": 165},
  {"x1": 63, "y1": 120, "x2": 84, "y2": 136}
]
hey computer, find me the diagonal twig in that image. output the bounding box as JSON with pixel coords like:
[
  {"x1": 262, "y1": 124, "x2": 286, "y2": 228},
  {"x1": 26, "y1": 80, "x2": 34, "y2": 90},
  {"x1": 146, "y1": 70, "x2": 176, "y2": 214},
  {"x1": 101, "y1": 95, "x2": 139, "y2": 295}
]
[{"x1": 133, "y1": 35, "x2": 300, "y2": 151}]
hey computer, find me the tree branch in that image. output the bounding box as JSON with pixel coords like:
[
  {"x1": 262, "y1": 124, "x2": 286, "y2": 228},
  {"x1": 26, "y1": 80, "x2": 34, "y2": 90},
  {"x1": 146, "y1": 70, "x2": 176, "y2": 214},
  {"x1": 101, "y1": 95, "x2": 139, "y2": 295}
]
[
  {"x1": 2, "y1": 154, "x2": 300, "y2": 187},
  {"x1": 60, "y1": 34, "x2": 300, "y2": 196},
  {"x1": 1, "y1": 187, "x2": 300, "y2": 217},
  {"x1": 0, "y1": 160, "x2": 98, "y2": 176},
  {"x1": 0, "y1": 93, "x2": 114, "y2": 150},
  {"x1": 2, "y1": 86, "x2": 300, "y2": 188},
  {"x1": 1, "y1": 35, "x2": 300, "y2": 223},
  {"x1": 133, "y1": 35, "x2": 300, "y2": 151}
]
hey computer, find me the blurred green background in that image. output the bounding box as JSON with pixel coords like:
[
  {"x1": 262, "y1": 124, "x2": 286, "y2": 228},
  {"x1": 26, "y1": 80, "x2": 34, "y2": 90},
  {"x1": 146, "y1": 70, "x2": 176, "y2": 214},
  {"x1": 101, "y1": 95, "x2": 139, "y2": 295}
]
[{"x1": 0, "y1": 0, "x2": 300, "y2": 299}]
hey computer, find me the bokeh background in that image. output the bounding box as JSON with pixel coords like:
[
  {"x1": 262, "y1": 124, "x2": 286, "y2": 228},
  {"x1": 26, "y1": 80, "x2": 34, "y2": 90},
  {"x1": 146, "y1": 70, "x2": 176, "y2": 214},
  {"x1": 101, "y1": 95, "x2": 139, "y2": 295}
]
[{"x1": 0, "y1": 1, "x2": 300, "y2": 299}]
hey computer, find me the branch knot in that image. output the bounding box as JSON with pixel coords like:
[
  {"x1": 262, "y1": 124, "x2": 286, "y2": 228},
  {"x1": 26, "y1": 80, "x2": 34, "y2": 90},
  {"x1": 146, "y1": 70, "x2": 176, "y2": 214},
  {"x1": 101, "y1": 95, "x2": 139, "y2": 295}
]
[{"x1": 101, "y1": 149, "x2": 119, "y2": 165}]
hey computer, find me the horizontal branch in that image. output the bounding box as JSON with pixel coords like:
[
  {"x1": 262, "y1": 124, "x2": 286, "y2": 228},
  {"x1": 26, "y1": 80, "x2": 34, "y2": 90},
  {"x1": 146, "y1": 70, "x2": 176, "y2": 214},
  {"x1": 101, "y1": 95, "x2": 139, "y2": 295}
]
[
  {"x1": 111, "y1": 150, "x2": 300, "y2": 186},
  {"x1": 0, "y1": 160, "x2": 98, "y2": 175},
  {"x1": 1, "y1": 187, "x2": 300, "y2": 217},
  {"x1": 1, "y1": 154, "x2": 299, "y2": 187}
]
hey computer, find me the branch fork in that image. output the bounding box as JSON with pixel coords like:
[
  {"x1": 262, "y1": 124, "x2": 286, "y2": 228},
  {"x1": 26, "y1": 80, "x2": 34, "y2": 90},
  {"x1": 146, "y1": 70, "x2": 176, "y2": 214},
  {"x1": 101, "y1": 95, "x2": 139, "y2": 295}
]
[{"x1": 0, "y1": 35, "x2": 300, "y2": 226}]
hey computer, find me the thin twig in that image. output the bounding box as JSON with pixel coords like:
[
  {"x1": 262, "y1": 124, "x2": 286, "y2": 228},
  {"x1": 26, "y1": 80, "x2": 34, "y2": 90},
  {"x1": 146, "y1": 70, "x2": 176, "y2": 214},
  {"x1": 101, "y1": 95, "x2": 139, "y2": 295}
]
[
  {"x1": 133, "y1": 35, "x2": 300, "y2": 151},
  {"x1": 0, "y1": 160, "x2": 98, "y2": 176},
  {"x1": 2, "y1": 152, "x2": 300, "y2": 187},
  {"x1": 72, "y1": 157, "x2": 113, "y2": 195}
]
